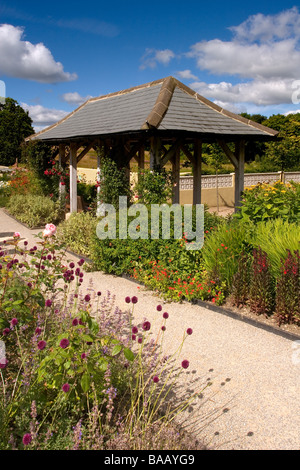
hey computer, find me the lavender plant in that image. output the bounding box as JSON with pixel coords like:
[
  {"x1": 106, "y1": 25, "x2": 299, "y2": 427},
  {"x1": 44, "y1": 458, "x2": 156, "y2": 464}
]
[{"x1": 0, "y1": 228, "x2": 206, "y2": 450}]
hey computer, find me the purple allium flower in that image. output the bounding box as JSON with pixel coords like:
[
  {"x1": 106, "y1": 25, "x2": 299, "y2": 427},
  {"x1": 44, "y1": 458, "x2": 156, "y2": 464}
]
[
  {"x1": 69, "y1": 262, "x2": 75, "y2": 268},
  {"x1": 132, "y1": 326, "x2": 138, "y2": 334},
  {"x1": 60, "y1": 338, "x2": 70, "y2": 349},
  {"x1": 84, "y1": 294, "x2": 90, "y2": 302},
  {"x1": 62, "y1": 383, "x2": 70, "y2": 393},
  {"x1": 138, "y1": 337, "x2": 143, "y2": 344},
  {"x1": 181, "y1": 360, "x2": 190, "y2": 369},
  {"x1": 3, "y1": 328, "x2": 10, "y2": 336},
  {"x1": 81, "y1": 353, "x2": 86, "y2": 360},
  {"x1": 37, "y1": 340, "x2": 46, "y2": 350},
  {"x1": 45, "y1": 299, "x2": 52, "y2": 307},
  {"x1": 153, "y1": 376, "x2": 159, "y2": 383},
  {"x1": 163, "y1": 312, "x2": 169, "y2": 319},
  {"x1": 97, "y1": 291, "x2": 101, "y2": 296},
  {"x1": 35, "y1": 327, "x2": 42, "y2": 336},
  {"x1": 161, "y1": 326, "x2": 166, "y2": 332},
  {"x1": 142, "y1": 321, "x2": 151, "y2": 331},
  {"x1": 186, "y1": 328, "x2": 193, "y2": 335},
  {"x1": 24, "y1": 241, "x2": 28, "y2": 246},
  {"x1": 156, "y1": 305, "x2": 162, "y2": 311},
  {"x1": 22, "y1": 433, "x2": 32, "y2": 446},
  {"x1": 132, "y1": 334, "x2": 136, "y2": 341},
  {"x1": 72, "y1": 318, "x2": 78, "y2": 326},
  {"x1": 125, "y1": 296, "x2": 131, "y2": 303},
  {"x1": 47, "y1": 254, "x2": 52, "y2": 260},
  {"x1": 131, "y1": 296, "x2": 138, "y2": 304},
  {"x1": 27, "y1": 282, "x2": 32, "y2": 288},
  {"x1": 10, "y1": 318, "x2": 18, "y2": 326}
]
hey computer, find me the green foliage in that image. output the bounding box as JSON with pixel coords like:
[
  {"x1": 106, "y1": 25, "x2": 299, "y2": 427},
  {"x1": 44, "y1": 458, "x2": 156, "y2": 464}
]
[
  {"x1": 275, "y1": 250, "x2": 300, "y2": 326},
  {"x1": 0, "y1": 177, "x2": 12, "y2": 206},
  {"x1": 0, "y1": 98, "x2": 34, "y2": 166},
  {"x1": 56, "y1": 212, "x2": 97, "y2": 257},
  {"x1": 201, "y1": 219, "x2": 254, "y2": 289},
  {"x1": 21, "y1": 141, "x2": 64, "y2": 198},
  {"x1": 251, "y1": 218, "x2": 300, "y2": 279},
  {"x1": 262, "y1": 113, "x2": 300, "y2": 171},
  {"x1": 236, "y1": 181, "x2": 300, "y2": 224},
  {"x1": 98, "y1": 156, "x2": 132, "y2": 209},
  {"x1": 6, "y1": 194, "x2": 63, "y2": 227},
  {"x1": 134, "y1": 168, "x2": 174, "y2": 205},
  {"x1": 248, "y1": 247, "x2": 275, "y2": 316}
]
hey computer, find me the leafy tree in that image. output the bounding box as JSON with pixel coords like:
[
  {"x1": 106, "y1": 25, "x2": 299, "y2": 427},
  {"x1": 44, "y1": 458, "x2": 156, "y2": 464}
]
[
  {"x1": 240, "y1": 113, "x2": 267, "y2": 164},
  {"x1": 0, "y1": 98, "x2": 34, "y2": 166},
  {"x1": 262, "y1": 113, "x2": 300, "y2": 171}
]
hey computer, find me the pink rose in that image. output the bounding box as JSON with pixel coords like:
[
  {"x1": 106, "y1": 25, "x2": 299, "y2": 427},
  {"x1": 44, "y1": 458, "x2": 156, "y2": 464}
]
[
  {"x1": 42, "y1": 223, "x2": 57, "y2": 237},
  {"x1": 13, "y1": 232, "x2": 21, "y2": 238}
]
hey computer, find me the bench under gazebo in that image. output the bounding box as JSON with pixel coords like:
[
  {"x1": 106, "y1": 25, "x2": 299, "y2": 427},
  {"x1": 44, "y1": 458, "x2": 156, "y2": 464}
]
[{"x1": 25, "y1": 76, "x2": 278, "y2": 212}]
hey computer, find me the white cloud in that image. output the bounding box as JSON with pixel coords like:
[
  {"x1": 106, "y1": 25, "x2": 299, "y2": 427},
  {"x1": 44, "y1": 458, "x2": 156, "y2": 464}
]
[
  {"x1": 140, "y1": 48, "x2": 175, "y2": 69},
  {"x1": 229, "y1": 7, "x2": 300, "y2": 42},
  {"x1": 0, "y1": 24, "x2": 77, "y2": 83},
  {"x1": 61, "y1": 92, "x2": 93, "y2": 106},
  {"x1": 191, "y1": 78, "x2": 296, "y2": 106},
  {"x1": 188, "y1": 38, "x2": 300, "y2": 81},
  {"x1": 22, "y1": 103, "x2": 69, "y2": 130},
  {"x1": 185, "y1": 8, "x2": 300, "y2": 110},
  {"x1": 176, "y1": 70, "x2": 198, "y2": 80}
]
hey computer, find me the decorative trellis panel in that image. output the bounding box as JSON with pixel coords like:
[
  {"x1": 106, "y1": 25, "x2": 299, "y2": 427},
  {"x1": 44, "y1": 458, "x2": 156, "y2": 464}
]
[
  {"x1": 179, "y1": 172, "x2": 300, "y2": 190},
  {"x1": 244, "y1": 172, "x2": 281, "y2": 187},
  {"x1": 284, "y1": 172, "x2": 300, "y2": 184},
  {"x1": 180, "y1": 174, "x2": 233, "y2": 190}
]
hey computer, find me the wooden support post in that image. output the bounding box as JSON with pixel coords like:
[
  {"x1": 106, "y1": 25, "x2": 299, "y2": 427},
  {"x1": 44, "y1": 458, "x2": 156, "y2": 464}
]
[
  {"x1": 96, "y1": 151, "x2": 101, "y2": 214},
  {"x1": 193, "y1": 140, "x2": 202, "y2": 205},
  {"x1": 234, "y1": 140, "x2": 245, "y2": 212},
  {"x1": 138, "y1": 144, "x2": 145, "y2": 183},
  {"x1": 58, "y1": 144, "x2": 66, "y2": 204},
  {"x1": 69, "y1": 143, "x2": 78, "y2": 213},
  {"x1": 150, "y1": 136, "x2": 161, "y2": 170},
  {"x1": 171, "y1": 148, "x2": 180, "y2": 204}
]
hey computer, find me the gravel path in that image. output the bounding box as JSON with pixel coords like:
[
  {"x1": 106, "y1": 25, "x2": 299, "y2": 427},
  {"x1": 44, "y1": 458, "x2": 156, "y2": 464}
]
[{"x1": 1, "y1": 208, "x2": 299, "y2": 450}]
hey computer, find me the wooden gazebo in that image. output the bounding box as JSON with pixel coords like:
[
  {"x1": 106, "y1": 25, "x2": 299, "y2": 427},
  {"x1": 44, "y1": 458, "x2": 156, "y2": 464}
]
[{"x1": 25, "y1": 76, "x2": 278, "y2": 212}]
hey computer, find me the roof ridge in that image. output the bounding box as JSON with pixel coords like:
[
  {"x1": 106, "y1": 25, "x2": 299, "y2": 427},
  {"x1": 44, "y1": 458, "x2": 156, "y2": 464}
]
[
  {"x1": 141, "y1": 76, "x2": 176, "y2": 129},
  {"x1": 171, "y1": 78, "x2": 279, "y2": 137}
]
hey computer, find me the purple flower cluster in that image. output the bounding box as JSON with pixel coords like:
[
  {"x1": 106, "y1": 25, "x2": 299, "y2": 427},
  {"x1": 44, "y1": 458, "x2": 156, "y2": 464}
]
[{"x1": 60, "y1": 338, "x2": 70, "y2": 349}]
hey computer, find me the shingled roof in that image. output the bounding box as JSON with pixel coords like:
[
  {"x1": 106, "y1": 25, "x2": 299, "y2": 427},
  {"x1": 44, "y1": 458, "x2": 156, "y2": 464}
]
[{"x1": 27, "y1": 76, "x2": 278, "y2": 143}]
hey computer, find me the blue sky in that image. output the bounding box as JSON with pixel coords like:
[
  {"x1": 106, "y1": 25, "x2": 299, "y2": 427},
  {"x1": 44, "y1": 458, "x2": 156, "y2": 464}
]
[{"x1": 1, "y1": 0, "x2": 300, "y2": 131}]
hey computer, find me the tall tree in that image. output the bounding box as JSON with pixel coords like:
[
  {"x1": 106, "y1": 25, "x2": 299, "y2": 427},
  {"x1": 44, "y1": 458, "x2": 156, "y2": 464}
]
[
  {"x1": 0, "y1": 98, "x2": 34, "y2": 166},
  {"x1": 262, "y1": 114, "x2": 300, "y2": 171}
]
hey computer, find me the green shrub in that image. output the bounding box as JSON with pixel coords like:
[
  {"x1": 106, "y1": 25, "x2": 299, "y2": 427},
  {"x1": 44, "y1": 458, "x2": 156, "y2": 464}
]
[
  {"x1": 6, "y1": 194, "x2": 63, "y2": 227},
  {"x1": 201, "y1": 219, "x2": 254, "y2": 289},
  {"x1": 236, "y1": 180, "x2": 300, "y2": 224},
  {"x1": 98, "y1": 156, "x2": 132, "y2": 209},
  {"x1": 252, "y1": 218, "x2": 300, "y2": 279},
  {"x1": 56, "y1": 212, "x2": 97, "y2": 257},
  {"x1": 134, "y1": 168, "x2": 173, "y2": 205},
  {"x1": 275, "y1": 250, "x2": 300, "y2": 325}
]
